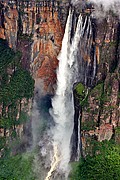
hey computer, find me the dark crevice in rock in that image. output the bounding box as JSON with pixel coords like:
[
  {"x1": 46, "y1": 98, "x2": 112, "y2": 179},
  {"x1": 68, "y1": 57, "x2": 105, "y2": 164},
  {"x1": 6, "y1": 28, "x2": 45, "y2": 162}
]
[
  {"x1": 70, "y1": 89, "x2": 81, "y2": 161},
  {"x1": 97, "y1": 82, "x2": 104, "y2": 128},
  {"x1": 110, "y1": 22, "x2": 120, "y2": 73},
  {"x1": 79, "y1": 108, "x2": 84, "y2": 158}
]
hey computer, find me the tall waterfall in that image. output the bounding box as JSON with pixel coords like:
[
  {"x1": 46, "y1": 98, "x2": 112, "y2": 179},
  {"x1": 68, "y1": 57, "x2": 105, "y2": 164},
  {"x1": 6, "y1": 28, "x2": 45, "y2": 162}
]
[
  {"x1": 45, "y1": 9, "x2": 92, "y2": 180},
  {"x1": 45, "y1": 9, "x2": 73, "y2": 179}
]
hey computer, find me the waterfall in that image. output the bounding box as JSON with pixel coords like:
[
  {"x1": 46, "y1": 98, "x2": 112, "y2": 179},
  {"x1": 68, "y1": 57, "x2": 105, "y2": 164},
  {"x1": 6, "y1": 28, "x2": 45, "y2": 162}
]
[
  {"x1": 45, "y1": 9, "x2": 73, "y2": 180},
  {"x1": 93, "y1": 47, "x2": 96, "y2": 79},
  {"x1": 45, "y1": 9, "x2": 92, "y2": 180}
]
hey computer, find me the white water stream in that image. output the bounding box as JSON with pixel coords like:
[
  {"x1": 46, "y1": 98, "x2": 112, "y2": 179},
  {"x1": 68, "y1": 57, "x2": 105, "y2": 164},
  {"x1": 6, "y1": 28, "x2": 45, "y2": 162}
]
[{"x1": 45, "y1": 9, "x2": 93, "y2": 180}]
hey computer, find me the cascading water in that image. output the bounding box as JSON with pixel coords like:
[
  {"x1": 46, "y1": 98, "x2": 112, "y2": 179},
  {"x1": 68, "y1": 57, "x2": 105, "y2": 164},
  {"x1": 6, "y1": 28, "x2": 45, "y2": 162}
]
[
  {"x1": 93, "y1": 47, "x2": 97, "y2": 79},
  {"x1": 45, "y1": 9, "x2": 93, "y2": 180},
  {"x1": 45, "y1": 9, "x2": 73, "y2": 180}
]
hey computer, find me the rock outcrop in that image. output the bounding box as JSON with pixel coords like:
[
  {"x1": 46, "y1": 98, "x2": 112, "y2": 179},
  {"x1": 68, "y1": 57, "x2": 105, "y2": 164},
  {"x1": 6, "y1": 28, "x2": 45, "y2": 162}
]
[
  {"x1": 74, "y1": 12, "x2": 120, "y2": 157},
  {"x1": 0, "y1": 0, "x2": 69, "y2": 94},
  {"x1": 0, "y1": 3, "x2": 18, "y2": 50},
  {"x1": 30, "y1": 5, "x2": 64, "y2": 93}
]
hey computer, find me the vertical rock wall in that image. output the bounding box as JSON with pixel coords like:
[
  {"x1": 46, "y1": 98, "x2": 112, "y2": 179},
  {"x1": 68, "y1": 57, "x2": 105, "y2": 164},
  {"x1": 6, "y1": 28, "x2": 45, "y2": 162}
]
[
  {"x1": 77, "y1": 13, "x2": 120, "y2": 156},
  {"x1": 0, "y1": 0, "x2": 70, "y2": 94},
  {"x1": 0, "y1": 3, "x2": 18, "y2": 50}
]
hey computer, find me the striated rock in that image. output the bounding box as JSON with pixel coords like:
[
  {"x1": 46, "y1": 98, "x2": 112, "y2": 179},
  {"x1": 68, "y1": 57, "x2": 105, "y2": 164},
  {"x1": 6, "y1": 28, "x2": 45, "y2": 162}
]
[
  {"x1": 0, "y1": 1, "x2": 66, "y2": 94},
  {"x1": 79, "y1": 14, "x2": 120, "y2": 153},
  {"x1": 17, "y1": 35, "x2": 32, "y2": 70},
  {"x1": 80, "y1": 71, "x2": 120, "y2": 155},
  {"x1": 95, "y1": 14, "x2": 119, "y2": 80},
  {"x1": 3, "y1": 4, "x2": 18, "y2": 50},
  {"x1": 30, "y1": 5, "x2": 64, "y2": 94}
]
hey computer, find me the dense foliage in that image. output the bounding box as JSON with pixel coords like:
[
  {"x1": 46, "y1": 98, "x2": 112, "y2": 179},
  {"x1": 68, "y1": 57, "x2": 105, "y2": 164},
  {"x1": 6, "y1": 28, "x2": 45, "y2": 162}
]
[
  {"x1": 0, "y1": 152, "x2": 35, "y2": 180},
  {"x1": 0, "y1": 38, "x2": 34, "y2": 151},
  {"x1": 70, "y1": 141, "x2": 120, "y2": 180}
]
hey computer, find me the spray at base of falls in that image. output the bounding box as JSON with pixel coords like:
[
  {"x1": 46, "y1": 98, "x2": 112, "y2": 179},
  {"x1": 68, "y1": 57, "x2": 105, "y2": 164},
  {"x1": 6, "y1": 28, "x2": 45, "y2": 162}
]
[{"x1": 45, "y1": 9, "x2": 93, "y2": 180}]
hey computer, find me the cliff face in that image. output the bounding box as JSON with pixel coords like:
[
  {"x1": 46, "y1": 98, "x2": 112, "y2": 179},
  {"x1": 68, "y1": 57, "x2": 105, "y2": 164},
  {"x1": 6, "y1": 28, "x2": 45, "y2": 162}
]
[
  {"x1": 0, "y1": 0, "x2": 119, "y2": 158},
  {"x1": 76, "y1": 13, "x2": 120, "y2": 156},
  {"x1": 0, "y1": 3, "x2": 18, "y2": 50},
  {"x1": 30, "y1": 6, "x2": 64, "y2": 93},
  {"x1": 0, "y1": 0, "x2": 70, "y2": 94}
]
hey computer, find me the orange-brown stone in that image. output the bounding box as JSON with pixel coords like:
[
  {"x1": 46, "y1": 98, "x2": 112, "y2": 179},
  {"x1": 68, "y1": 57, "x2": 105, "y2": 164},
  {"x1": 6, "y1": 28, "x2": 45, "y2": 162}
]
[
  {"x1": 3, "y1": 5, "x2": 18, "y2": 50},
  {"x1": 31, "y1": 6, "x2": 64, "y2": 94},
  {"x1": 97, "y1": 124, "x2": 113, "y2": 142},
  {"x1": 0, "y1": 28, "x2": 5, "y2": 39}
]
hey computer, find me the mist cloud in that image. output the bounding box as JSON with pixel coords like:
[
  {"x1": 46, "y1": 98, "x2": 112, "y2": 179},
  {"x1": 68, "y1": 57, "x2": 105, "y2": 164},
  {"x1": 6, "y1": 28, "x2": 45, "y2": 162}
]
[
  {"x1": 71, "y1": 0, "x2": 120, "y2": 18},
  {"x1": 90, "y1": 0, "x2": 120, "y2": 17},
  {"x1": 90, "y1": 0, "x2": 119, "y2": 9}
]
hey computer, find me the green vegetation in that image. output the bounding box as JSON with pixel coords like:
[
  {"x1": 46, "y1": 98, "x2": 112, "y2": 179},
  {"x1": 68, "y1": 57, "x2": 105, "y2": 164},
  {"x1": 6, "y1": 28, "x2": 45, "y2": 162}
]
[
  {"x1": 75, "y1": 83, "x2": 88, "y2": 107},
  {"x1": 0, "y1": 38, "x2": 34, "y2": 153},
  {"x1": 0, "y1": 152, "x2": 36, "y2": 180},
  {"x1": 115, "y1": 127, "x2": 120, "y2": 134},
  {"x1": 70, "y1": 140, "x2": 120, "y2": 180},
  {"x1": 90, "y1": 83, "x2": 104, "y2": 101},
  {"x1": 0, "y1": 39, "x2": 15, "y2": 72},
  {"x1": 91, "y1": 82, "x2": 110, "y2": 108},
  {"x1": 115, "y1": 127, "x2": 120, "y2": 144},
  {"x1": 1, "y1": 69, "x2": 34, "y2": 106},
  {"x1": 81, "y1": 120, "x2": 96, "y2": 131},
  {"x1": 75, "y1": 83, "x2": 85, "y2": 96}
]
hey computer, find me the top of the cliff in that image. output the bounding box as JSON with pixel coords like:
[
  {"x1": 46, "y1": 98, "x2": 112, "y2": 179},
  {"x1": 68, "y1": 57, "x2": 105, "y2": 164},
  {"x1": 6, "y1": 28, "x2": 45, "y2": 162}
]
[{"x1": 0, "y1": 0, "x2": 71, "y2": 8}]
